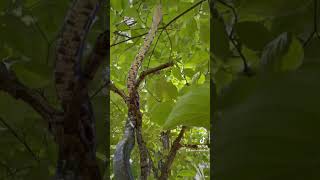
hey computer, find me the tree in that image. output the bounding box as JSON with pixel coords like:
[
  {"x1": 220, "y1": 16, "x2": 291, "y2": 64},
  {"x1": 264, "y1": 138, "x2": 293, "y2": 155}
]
[
  {"x1": 110, "y1": 0, "x2": 210, "y2": 179},
  {"x1": 0, "y1": 0, "x2": 210, "y2": 179},
  {"x1": 0, "y1": 0, "x2": 108, "y2": 179}
]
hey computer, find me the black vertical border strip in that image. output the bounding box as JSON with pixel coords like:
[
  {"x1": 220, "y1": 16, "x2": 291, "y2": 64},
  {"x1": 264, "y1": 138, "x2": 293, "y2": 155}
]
[
  {"x1": 209, "y1": 0, "x2": 216, "y2": 179},
  {"x1": 105, "y1": 0, "x2": 111, "y2": 178}
]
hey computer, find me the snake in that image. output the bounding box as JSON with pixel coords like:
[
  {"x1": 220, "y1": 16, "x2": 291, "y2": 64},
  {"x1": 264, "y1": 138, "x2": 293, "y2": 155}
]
[{"x1": 113, "y1": 5, "x2": 162, "y2": 180}]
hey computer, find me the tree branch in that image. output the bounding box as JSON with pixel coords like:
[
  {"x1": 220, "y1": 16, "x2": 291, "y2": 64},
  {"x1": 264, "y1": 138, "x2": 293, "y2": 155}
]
[
  {"x1": 135, "y1": 61, "x2": 174, "y2": 88},
  {"x1": 83, "y1": 30, "x2": 109, "y2": 84},
  {"x1": 159, "y1": 126, "x2": 187, "y2": 180},
  {"x1": 0, "y1": 62, "x2": 60, "y2": 122},
  {"x1": 109, "y1": 81, "x2": 128, "y2": 103},
  {"x1": 216, "y1": 0, "x2": 252, "y2": 75}
]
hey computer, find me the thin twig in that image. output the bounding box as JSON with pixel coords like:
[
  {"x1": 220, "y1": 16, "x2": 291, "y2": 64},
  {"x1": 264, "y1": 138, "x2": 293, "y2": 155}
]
[
  {"x1": 217, "y1": 0, "x2": 238, "y2": 38},
  {"x1": 146, "y1": 30, "x2": 165, "y2": 69},
  {"x1": 110, "y1": 0, "x2": 206, "y2": 47},
  {"x1": 145, "y1": 87, "x2": 162, "y2": 102},
  {"x1": 89, "y1": 81, "x2": 108, "y2": 99},
  {"x1": 304, "y1": 0, "x2": 320, "y2": 47},
  {"x1": 0, "y1": 63, "x2": 60, "y2": 122},
  {"x1": 0, "y1": 117, "x2": 39, "y2": 162},
  {"x1": 164, "y1": 29, "x2": 173, "y2": 61},
  {"x1": 216, "y1": 0, "x2": 251, "y2": 75}
]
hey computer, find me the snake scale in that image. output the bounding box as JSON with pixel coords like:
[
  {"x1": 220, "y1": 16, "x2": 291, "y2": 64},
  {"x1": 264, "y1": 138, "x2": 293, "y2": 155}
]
[
  {"x1": 54, "y1": 0, "x2": 104, "y2": 179},
  {"x1": 113, "y1": 5, "x2": 162, "y2": 180}
]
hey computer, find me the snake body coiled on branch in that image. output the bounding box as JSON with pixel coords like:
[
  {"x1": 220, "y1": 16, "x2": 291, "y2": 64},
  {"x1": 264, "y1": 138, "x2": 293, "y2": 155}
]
[{"x1": 113, "y1": 5, "x2": 162, "y2": 180}]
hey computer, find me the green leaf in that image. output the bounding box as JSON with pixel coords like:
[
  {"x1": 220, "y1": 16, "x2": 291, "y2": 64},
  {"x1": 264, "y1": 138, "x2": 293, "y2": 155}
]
[
  {"x1": 153, "y1": 77, "x2": 178, "y2": 100},
  {"x1": 270, "y1": 4, "x2": 314, "y2": 35},
  {"x1": 31, "y1": 0, "x2": 69, "y2": 39},
  {"x1": 0, "y1": 14, "x2": 47, "y2": 62},
  {"x1": 261, "y1": 32, "x2": 303, "y2": 72},
  {"x1": 150, "y1": 101, "x2": 174, "y2": 126},
  {"x1": 214, "y1": 69, "x2": 233, "y2": 93},
  {"x1": 12, "y1": 62, "x2": 51, "y2": 88},
  {"x1": 279, "y1": 37, "x2": 304, "y2": 71},
  {"x1": 0, "y1": 92, "x2": 38, "y2": 122},
  {"x1": 163, "y1": 82, "x2": 210, "y2": 130},
  {"x1": 216, "y1": 65, "x2": 320, "y2": 180},
  {"x1": 0, "y1": 0, "x2": 10, "y2": 12},
  {"x1": 199, "y1": 16, "x2": 209, "y2": 45},
  {"x1": 217, "y1": 75, "x2": 260, "y2": 110},
  {"x1": 177, "y1": 169, "x2": 196, "y2": 177},
  {"x1": 236, "y1": 0, "x2": 312, "y2": 19},
  {"x1": 111, "y1": 0, "x2": 129, "y2": 11},
  {"x1": 96, "y1": 152, "x2": 107, "y2": 162},
  {"x1": 235, "y1": 21, "x2": 272, "y2": 51},
  {"x1": 304, "y1": 39, "x2": 320, "y2": 64}
]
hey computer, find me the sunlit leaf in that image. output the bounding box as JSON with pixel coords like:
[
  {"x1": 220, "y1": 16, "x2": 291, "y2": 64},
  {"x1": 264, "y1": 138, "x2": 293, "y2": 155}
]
[{"x1": 163, "y1": 82, "x2": 210, "y2": 130}]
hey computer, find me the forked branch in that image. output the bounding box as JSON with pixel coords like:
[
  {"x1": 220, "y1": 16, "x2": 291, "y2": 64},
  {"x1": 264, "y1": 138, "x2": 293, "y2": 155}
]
[
  {"x1": 159, "y1": 126, "x2": 187, "y2": 180},
  {"x1": 109, "y1": 81, "x2": 128, "y2": 102},
  {"x1": 0, "y1": 62, "x2": 60, "y2": 122}
]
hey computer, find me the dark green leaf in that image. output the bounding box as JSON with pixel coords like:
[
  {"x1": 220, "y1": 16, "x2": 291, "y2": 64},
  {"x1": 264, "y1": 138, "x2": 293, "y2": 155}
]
[
  {"x1": 212, "y1": 15, "x2": 231, "y2": 59},
  {"x1": 235, "y1": 21, "x2": 272, "y2": 51}
]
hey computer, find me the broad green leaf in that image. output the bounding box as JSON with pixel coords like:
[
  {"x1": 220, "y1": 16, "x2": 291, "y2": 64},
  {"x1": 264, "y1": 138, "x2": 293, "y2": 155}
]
[
  {"x1": 150, "y1": 100, "x2": 174, "y2": 126},
  {"x1": 163, "y1": 82, "x2": 209, "y2": 130},
  {"x1": 0, "y1": 0, "x2": 10, "y2": 12},
  {"x1": 178, "y1": 84, "x2": 193, "y2": 96},
  {"x1": 0, "y1": 14, "x2": 47, "y2": 62},
  {"x1": 12, "y1": 62, "x2": 51, "y2": 88},
  {"x1": 0, "y1": 92, "x2": 39, "y2": 121},
  {"x1": 217, "y1": 75, "x2": 259, "y2": 109},
  {"x1": 153, "y1": 77, "x2": 178, "y2": 100},
  {"x1": 200, "y1": 17, "x2": 210, "y2": 45},
  {"x1": 215, "y1": 65, "x2": 320, "y2": 180},
  {"x1": 183, "y1": 68, "x2": 195, "y2": 78},
  {"x1": 279, "y1": 37, "x2": 303, "y2": 71},
  {"x1": 31, "y1": 0, "x2": 69, "y2": 39},
  {"x1": 214, "y1": 69, "x2": 233, "y2": 93},
  {"x1": 177, "y1": 169, "x2": 197, "y2": 177},
  {"x1": 270, "y1": 3, "x2": 314, "y2": 35},
  {"x1": 236, "y1": 0, "x2": 312, "y2": 19},
  {"x1": 24, "y1": 0, "x2": 40, "y2": 7},
  {"x1": 235, "y1": 21, "x2": 272, "y2": 51},
  {"x1": 111, "y1": 0, "x2": 127, "y2": 11},
  {"x1": 304, "y1": 39, "x2": 320, "y2": 60},
  {"x1": 172, "y1": 67, "x2": 183, "y2": 80},
  {"x1": 212, "y1": 13, "x2": 231, "y2": 59},
  {"x1": 96, "y1": 152, "x2": 107, "y2": 162}
]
